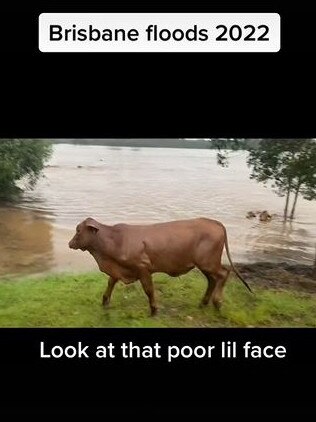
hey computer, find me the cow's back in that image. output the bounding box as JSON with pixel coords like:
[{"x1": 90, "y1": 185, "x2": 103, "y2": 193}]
[{"x1": 123, "y1": 218, "x2": 225, "y2": 275}]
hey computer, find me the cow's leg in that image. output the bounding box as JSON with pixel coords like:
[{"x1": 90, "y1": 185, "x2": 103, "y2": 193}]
[
  {"x1": 200, "y1": 271, "x2": 216, "y2": 306},
  {"x1": 210, "y1": 267, "x2": 230, "y2": 310},
  {"x1": 139, "y1": 273, "x2": 157, "y2": 316},
  {"x1": 102, "y1": 276, "x2": 118, "y2": 306}
]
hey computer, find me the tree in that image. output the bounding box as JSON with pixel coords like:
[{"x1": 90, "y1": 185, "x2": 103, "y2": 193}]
[
  {"x1": 0, "y1": 139, "x2": 52, "y2": 199},
  {"x1": 209, "y1": 138, "x2": 247, "y2": 166},
  {"x1": 247, "y1": 139, "x2": 316, "y2": 221},
  {"x1": 212, "y1": 138, "x2": 316, "y2": 221}
]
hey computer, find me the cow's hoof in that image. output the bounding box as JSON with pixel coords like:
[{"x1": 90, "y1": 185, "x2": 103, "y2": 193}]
[
  {"x1": 102, "y1": 296, "x2": 110, "y2": 306},
  {"x1": 199, "y1": 299, "x2": 209, "y2": 307},
  {"x1": 150, "y1": 307, "x2": 158, "y2": 317},
  {"x1": 213, "y1": 301, "x2": 222, "y2": 311}
]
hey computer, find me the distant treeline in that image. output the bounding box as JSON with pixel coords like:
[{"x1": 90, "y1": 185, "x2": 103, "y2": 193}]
[{"x1": 48, "y1": 138, "x2": 260, "y2": 149}]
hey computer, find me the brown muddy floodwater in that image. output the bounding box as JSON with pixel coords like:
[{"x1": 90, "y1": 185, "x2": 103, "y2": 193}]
[{"x1": 1, "y1": 143, "x2": 316, "y2": 278}]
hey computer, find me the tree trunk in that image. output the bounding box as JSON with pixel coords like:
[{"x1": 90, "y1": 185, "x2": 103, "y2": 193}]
[
  {"x1": 283, "y1": 188, "x2": 291, "y2": 222},
  {"x1": 289, "y1": 184, "x2": 301, "y2": 220}
]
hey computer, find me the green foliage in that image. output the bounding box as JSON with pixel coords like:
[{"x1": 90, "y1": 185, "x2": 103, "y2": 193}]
[
  {"x1": 209, "y1": 138, "x2": 248, "y2": 166},
  {"x1": 0, "y1": 271, "x2": 315, "y2": 327},
  {"x1": 247, "y1": 139, "x2": 316, "y2": 197},
  {"x1": 214, "y1": 138, "x2": 316, "y2": 219},
  {"x1": 0, "y1": 139, "x2": 52, "y2": 198},
  {"x1": 247, "y1": 139, "x2": 316, "y2": 219}
]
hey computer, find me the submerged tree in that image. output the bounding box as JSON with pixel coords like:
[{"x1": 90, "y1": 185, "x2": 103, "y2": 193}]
[
  {"x1": 212, "y1": 138, "x2": 316, "y2": 221},
  {"x1": 209, "y1": 138, "x2": 247, "y2": 166},
  {"x1": 0, "y1": 139, "x2": 52, "y2": 199},
  {"x1": 247, "y1": 139, "x2": 316, "y2": 221}
]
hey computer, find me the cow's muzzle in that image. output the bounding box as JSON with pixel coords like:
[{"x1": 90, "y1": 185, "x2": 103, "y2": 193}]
[{"x1": 68, "y1": 240, "x2": 78, "y2": 250}]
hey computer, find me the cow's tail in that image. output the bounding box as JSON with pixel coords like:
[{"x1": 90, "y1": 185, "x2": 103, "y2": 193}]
[{"x1": 223, "y1": 227, "x2": 253, "y2": 294}]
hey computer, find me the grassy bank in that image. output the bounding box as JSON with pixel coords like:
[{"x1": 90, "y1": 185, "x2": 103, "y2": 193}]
[{"x1": 0, "y1": 271, "x2": 315, "y2": 327}]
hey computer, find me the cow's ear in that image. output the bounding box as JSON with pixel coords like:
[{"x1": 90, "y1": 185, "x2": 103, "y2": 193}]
[{"x1": 85, "y1": 218, "x2": 100, "y2": 232}]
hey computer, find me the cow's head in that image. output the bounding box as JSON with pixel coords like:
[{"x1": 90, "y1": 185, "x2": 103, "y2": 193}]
[{"x1": 68, "y1": 218, "x2": 100, "y2": 251}]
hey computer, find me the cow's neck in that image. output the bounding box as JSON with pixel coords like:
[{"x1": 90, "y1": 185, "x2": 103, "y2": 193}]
[{"x1": 87, "y1": 225, "x2": 115, "y2": 264}]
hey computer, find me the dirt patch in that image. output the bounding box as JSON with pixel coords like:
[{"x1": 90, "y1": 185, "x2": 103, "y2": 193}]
[{"x1": 236, "y1": 262, "x2": 316, "y2": 294}]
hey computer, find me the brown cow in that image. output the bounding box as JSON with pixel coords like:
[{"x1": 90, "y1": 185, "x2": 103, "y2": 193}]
[
  {"x1": 259, "y1": 210, "x2": 272, "y2": 222},
  {"x1": 68, "y1": 217, "x2": 252, "y2": 315}
]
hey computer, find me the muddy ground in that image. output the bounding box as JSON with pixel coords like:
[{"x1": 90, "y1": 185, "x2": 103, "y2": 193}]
[{"x1": 237, "y1": 262, "x2": 316, "y2": 294}]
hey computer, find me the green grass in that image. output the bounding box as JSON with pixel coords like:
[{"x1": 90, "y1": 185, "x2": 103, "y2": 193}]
[{"x1": 0, "y1": 271, "x2": 315, "y2": 327}]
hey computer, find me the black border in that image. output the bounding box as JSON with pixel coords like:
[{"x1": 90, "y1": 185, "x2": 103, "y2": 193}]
[{"x1": 1, "y1": 1, "x2": 316, "y2": 414}]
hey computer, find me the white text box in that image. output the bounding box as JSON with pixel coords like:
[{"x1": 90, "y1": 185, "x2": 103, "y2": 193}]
[{"x1": 39, "y1": 13, "x2": 281, "y2": 53}]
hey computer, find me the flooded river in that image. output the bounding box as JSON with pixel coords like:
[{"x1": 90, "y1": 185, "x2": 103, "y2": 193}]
[{"x1": 1, "y1": 143, "x2": 315, "y2": 278}]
